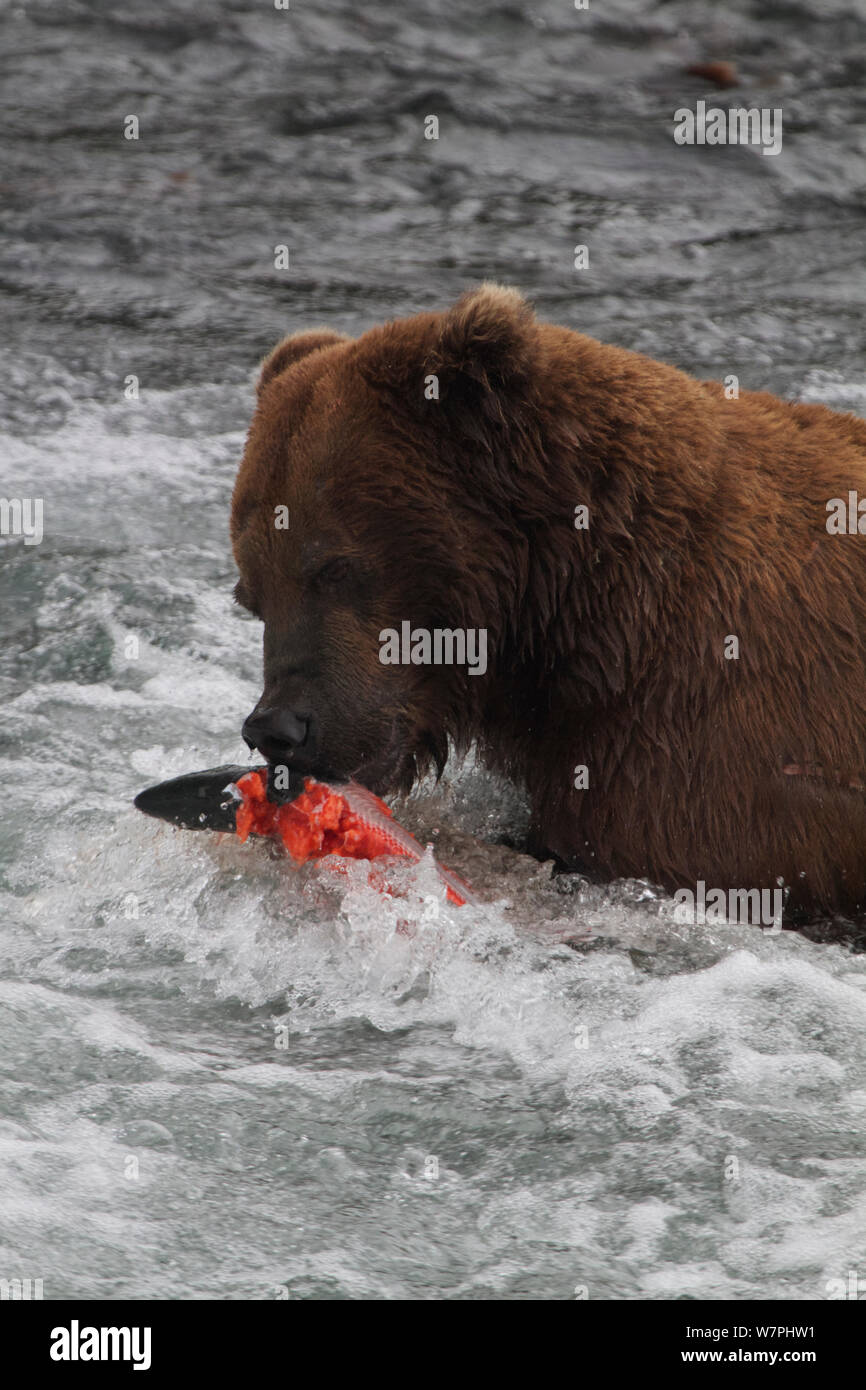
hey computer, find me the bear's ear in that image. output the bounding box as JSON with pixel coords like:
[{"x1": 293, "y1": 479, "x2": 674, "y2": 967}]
[
  {"x1": 257, "y1": 329, "x2": 351, "y2": 393},
  {"x1": 420, "y1": 283, "x2": 541, "y2": 441},
  {"x1": 363, "y1": 284, "x2": 540, "y2": 438},
  {"x1": 429, "y1": 283, "x2": 538, "y2": 390}
]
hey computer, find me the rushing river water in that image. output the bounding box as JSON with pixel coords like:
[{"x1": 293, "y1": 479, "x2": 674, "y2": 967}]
[{"x1": 2, "y1": 0, "x2": 866, "y2": 1299}]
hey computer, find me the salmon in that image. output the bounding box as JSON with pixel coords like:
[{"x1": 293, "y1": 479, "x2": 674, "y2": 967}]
[{"x1": 134, "y1": 764, "x2": 474, "y2": 906}]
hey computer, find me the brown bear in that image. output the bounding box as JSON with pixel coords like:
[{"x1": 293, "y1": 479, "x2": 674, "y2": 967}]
[{"x1": 230, "y1": 284, "x2": 866, "y2": 920}]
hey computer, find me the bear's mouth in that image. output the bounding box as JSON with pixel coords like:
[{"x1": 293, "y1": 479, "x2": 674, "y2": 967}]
[
  {"x1": 348, "y1": 724, "x2": 448, "y2": 798},
  {"x1": 343, "y1": 717, "x2": 431, "y2": 797},
  {"x1": 346, "y1": 746, "x2": 414, "y2": 798},
  {"x1": 260, "y1": 715, "x2": 434, "y2": 800},
  {"x1": 258, "y1": 741, "x2": 407, "y2": 801},
  {"x1": 264, "y1": 762, "x2": 308, "y2": 804}
]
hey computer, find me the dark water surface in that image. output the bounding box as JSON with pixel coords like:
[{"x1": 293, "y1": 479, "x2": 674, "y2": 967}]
[{"x1": 2, "y1": 0, "x2": 866, "y2": 1299}]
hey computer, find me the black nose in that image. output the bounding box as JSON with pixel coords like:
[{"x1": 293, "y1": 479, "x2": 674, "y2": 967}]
[{"x1": 242, "y1": 706, "x2": 312, "y2": 762}]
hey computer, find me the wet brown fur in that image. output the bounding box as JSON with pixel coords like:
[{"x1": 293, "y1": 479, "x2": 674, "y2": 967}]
[{"x1": 231, "y1": 285, "x2": 866, "y2": 919}]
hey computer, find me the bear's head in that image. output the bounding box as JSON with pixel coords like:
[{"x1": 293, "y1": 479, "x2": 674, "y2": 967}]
[{"x1": 231, "y1": 284, "x2": 562, "y2": 793}]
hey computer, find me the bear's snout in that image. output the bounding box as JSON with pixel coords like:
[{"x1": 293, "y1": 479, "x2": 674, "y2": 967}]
[{"x1": 242, "y1": 704, "x2": 315, "y2": 767}]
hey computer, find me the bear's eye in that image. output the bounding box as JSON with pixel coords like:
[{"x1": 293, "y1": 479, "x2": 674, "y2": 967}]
[{"x1": 311, "y1": 556, "x2": 354, "y2": 590}]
